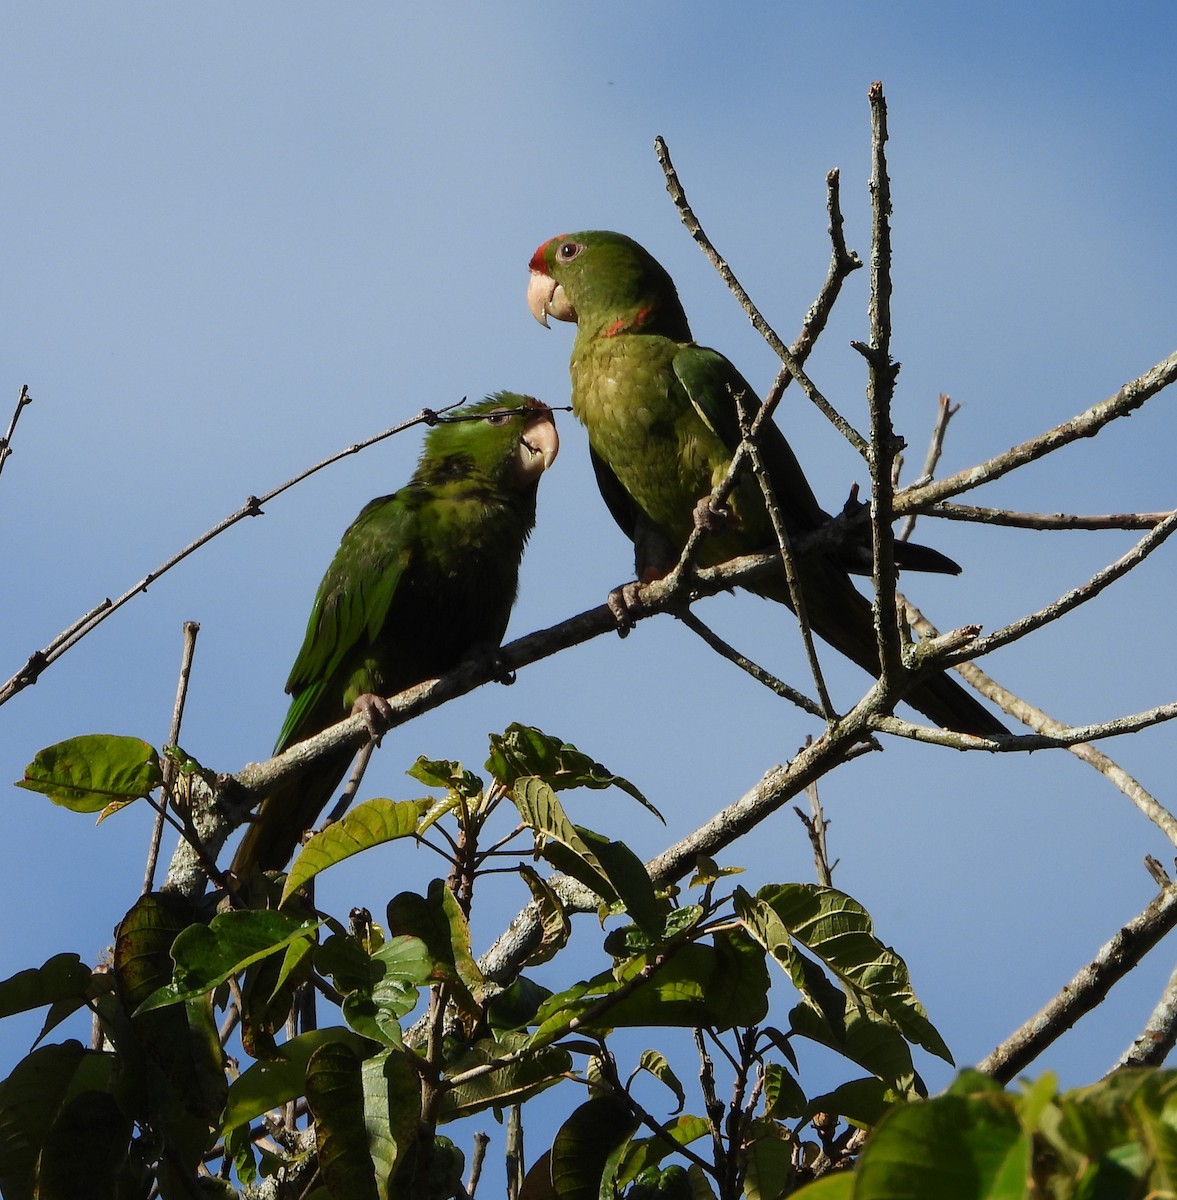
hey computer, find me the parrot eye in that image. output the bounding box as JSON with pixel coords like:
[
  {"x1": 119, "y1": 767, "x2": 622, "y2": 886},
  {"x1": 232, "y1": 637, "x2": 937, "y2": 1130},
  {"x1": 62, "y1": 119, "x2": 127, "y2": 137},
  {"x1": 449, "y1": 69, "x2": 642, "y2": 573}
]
[
  {"x1": 556, "y1": 241, "x2": 584, "y2": 262},
  {"x1": 484, "y1": 410, "x2": 514, "y2": 426}
]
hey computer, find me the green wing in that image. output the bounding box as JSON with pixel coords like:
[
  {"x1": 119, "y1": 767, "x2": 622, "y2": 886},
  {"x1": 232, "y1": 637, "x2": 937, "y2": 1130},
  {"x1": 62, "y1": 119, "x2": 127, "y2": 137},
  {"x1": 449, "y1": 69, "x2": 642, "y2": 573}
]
[
  {"x1": 671, "y1": 343, "x2": 832, "y2": 536},
  {"x1": 276, "y1": 492, "x2": 415, "y2": 753}
]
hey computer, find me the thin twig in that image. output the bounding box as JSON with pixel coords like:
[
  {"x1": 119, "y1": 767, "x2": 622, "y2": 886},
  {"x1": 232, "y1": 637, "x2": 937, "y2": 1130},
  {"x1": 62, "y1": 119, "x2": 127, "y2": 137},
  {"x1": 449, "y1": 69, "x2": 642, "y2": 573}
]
[
  {"x1": 143, "y1": 621, "x2": 200, "y2": 894},
  {"x1": 926, "y1": 503, "x2": 1170, "y2": 531},
  {"x1": 896, "y1": 349, "x2": 1177, "y2": 513},
  {"x1": 897, "y1": 395, "x2": 958, "y2": 542},
  {"x1": 960, "y1": 506, "x2": 1177, "y2": 663},
  {"x1": 734, "y1": 399, "x2": 836, "y2": 718},
  {"x1": 676, "y1": 610, "x2": 824, "y2": 716},
  {"x1": 904, "y1": 602, "x2": 1177, "y2": 848},
  {"x1": 655, "y1": 135, "x2": 869, "y2": 457},
  {"x1": 0, "y1": 399, "x2": 467, "y2": 708},
  {"x1": 0, "y1": 384, "x2": 32, "y2": 484}
]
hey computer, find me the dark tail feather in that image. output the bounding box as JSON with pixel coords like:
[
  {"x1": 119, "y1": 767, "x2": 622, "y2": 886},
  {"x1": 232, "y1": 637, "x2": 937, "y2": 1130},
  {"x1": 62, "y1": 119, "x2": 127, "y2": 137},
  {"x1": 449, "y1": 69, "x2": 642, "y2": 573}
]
[
  {"x1": 836, "y1": 537, "x2": 963, "y2": 578},
  {"x1": 755, "y1": 563, "x2": 1008, "y2": 738},
  {"x1": 230, "y1": 747, "x2": 354, "y2": 877}
]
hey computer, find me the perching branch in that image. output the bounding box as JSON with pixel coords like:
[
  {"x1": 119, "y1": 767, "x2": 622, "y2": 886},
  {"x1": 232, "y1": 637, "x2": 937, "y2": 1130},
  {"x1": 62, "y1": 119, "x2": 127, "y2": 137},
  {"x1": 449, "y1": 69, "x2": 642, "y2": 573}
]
[{"x1": 0, "y1": 398, "x2": 471, "y2": 708}]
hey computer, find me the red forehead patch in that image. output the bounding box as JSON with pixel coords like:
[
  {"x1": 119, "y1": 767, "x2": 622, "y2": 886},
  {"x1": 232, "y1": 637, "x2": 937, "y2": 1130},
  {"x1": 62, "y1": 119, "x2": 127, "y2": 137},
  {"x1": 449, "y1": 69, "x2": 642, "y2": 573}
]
[{"x1": 529, "y1": 235, "x2": 572, "y2": 273}]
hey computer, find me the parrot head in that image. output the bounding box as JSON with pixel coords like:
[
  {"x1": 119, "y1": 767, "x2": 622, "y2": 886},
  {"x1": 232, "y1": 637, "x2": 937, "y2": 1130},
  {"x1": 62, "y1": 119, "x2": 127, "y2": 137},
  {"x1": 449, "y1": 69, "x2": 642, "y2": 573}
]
[
  {"x1": 527, "y1": 231, "x2": 691, "y2": 340},
  {"x1": 419, "y1": 393, "x2": 559, "y2": 492}
]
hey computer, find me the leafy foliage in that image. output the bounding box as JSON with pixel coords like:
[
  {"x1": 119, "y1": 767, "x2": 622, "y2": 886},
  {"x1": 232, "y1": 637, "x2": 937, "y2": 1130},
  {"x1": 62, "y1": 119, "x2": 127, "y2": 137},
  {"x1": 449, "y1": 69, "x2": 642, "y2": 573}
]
[{"x1": 8, "y1": 716, "x2": 1177, "y2": 1199}]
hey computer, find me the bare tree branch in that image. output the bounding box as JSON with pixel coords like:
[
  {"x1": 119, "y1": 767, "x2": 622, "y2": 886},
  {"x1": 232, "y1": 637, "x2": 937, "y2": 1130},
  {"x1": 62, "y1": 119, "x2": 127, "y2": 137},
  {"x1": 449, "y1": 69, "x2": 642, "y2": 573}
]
[
  {"x1": 977, "y1": 882, "x2": 1177, "y2": 1083},
  {"x1": 655, "y1": 135, "x2": 869, "y2": 457},
  {"x1": 0, "y1": 399, "x2": 470, "y2": 707},
  {"x1": 0, "y1": 384, "x2": 32, "y2": 485}
]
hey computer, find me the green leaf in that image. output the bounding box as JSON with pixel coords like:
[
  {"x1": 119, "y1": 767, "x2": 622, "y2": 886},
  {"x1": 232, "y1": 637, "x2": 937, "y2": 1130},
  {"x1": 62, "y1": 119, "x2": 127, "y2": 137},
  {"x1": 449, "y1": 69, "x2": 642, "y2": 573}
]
[
  {"x1": 136, "y1": 909, "x2": 319, "y2": 1012},
  {"x1": 282, "y1": 798, "x2": 431, "y2": 900},
  {"x1": 338, "y1": 936, "x2": 433, "y2": 1047},
  {"x1": 742, "y1": 1117, "x2": 793, "y2": 1200},
  {"x1": 635, "y1": 1049, "x2": 686, "y2": 1114},
  {"x1": 0, "y1": 1042, "x2": 115, "y2": 1199},
  {"x1": 306, "y1": 1040, "x2": 379, "y2": 1200},
  {"x1": 438, "y1": 1033, "x2": 572, "y2": 1120},
  {"x1": 854, "y1": 1091, "x2": 1029, "y2": 1199},
  {"x1": 755, "y1": 884, "x2": 952, "y2": 1064},
  {"x1": 0, "y1": 954, "x2": 93, "y2": 1035},
  {"x1": 16, "y1": 734, "x2": 162, "y2": 813},
  {"x1": 763, "y1": 1062, "x2": 808, "y2": 1120},
  {"x1": 362, "y1": 1049, "x2": 420, "y2": 1200},
  {"x1": 386, "y1": 881, "x2": 484, "y2": 1011},
  {"x1": 408, "y1": 756, "x2": 484, "y2": 800},
  {"x1": 789, "y1": 1001, "x2": 919, "y2": 1097},
  {"x1": 34, "y1": 1089, "x2": 133, "y2": 1200},
  {"x1": 617, "y1": 1116, "x2": 710, "y2": 1186},
  {"x1": 224, "y1": 1027, "x2": 371, "y2": 1129},
  {"x1": 488, "y1": 722, "x2": 661, "y2": 819},
  {"x1": 549, "y1": 1095, "x2": 639, "y2": 1200},
  {"x1": 808, "y1": 1076, "x2": 895, "y2": 1127},
  {"x1": 510, "y1": 777, "x2": 617, "y2": 901},
  {"x1": 516, "y1": 865, "x2": 572, "y2": 966}
]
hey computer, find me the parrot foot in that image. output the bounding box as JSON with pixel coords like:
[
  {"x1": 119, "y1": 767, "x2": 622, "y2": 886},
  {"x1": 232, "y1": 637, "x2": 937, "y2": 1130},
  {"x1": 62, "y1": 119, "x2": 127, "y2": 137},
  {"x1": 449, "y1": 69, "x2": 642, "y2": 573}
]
[
  {"x1": 607, "y1": 581, "x2": 645, "y2": 637},
  {"x1": 351, "y1": 693, "x2": 394, "y2": 746},
  {"x1": 693, "y1": 496, "x2": 731, "y2": 534}
]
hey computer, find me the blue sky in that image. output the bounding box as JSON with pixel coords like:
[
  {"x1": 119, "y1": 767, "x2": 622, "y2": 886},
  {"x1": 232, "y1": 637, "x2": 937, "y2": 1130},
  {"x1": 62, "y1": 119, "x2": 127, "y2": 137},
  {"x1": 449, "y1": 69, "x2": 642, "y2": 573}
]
[{"x1": 3, "y1": 0, "x2": 1176, "y2": 1180}]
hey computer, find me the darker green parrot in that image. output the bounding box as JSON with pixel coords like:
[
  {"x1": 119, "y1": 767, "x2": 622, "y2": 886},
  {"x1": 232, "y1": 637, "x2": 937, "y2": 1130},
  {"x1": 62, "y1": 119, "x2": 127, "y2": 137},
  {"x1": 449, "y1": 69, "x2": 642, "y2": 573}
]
[
  {"x1": 231, "y1": 394, "x2": 560, "y2": 876},
  {"x1": 527, "y1": 230, "x2": 1005, "y2": 737}
]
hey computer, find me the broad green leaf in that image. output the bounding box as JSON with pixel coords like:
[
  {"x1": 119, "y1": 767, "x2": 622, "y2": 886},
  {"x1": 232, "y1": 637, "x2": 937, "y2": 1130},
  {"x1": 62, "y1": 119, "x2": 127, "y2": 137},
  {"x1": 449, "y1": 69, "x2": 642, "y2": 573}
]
[
  {"x1": 389, "y1": 1134, "x2": 465, "y2": 1199},
  {"x1": 306, "y1": 1041, "x2": 379, "y2": 1200},
  {"x1": 510, "y1": 777, "x2": 616, "y2": 901},
  {"x1": 363, "y1": 1048, "x2": 420, "y2": 1200},
  {"x1": 0, "y1": 1041, "x2": 115, "y2": 1198},
  {"x1": 35, "y1": 1089, "x2": 132, "y2": 1200},
  {"x1": 790, "y1": 1001, "x2": 919, "y2": 1096},
  {"x1": 114, "y1": 893, "x2": 227, "y2": 1138},
  {"x1": 808, "y1": 1076, "x2": 895, "y2": 1127},
  {"x1": 549, "y1": 1095, "x2": 639, "y2": 1200},
  {"x1": 755, "y1": 884, "x2": 952, "y2": 1064},
  {"x1": 742, "y1": 1117, "x2": 793, "y2": 1200},
  {"x1": 635, "y1": 1049, "x2": 686, "y2": 1114},
  {"x1": 854, "y1": 1092, "x2": 1029, "y2": 1199},
  {"x1": 789, "y1": 1172, "x2": 855, "y2": 1199},
  {"x1": 517, "y1": 865, "x2": 572, "y2": 966},
  {"x1": 283, "y1": 799, "x2": 431, "y2": 900},
  {"x1": 408, "y1": 756, "x2": 484, "y2": 799},
  {"x1": 439, "y1": 1036, "x2": 571, "y2": 1120},
  {"x1": 136, "y1": 909, "x2": 319, "y2": 1012},
  {"x1": 487, "y1": 976, "x2": 554, "y2": 1035},
  {"x1": 578, "y1": 825, "x2": 663, "y2": 938},
  {"x1": 0, "y1": 954, "x2": 93, "y2": 1026},
  {"x1": 386, "y1": 880, "x2": 484, "y2": 1010},
  {"x1": 17, "y1": 734, "x2": 162, "y2": 812},
  {"x1": 763, "y1": 1062, "x2": 808, "y2": 1120},
  {"x1": 339, "y1": 936, "x2": 432, "y2": 1046},
  {"x1": 617, "y1": 1115, "x2": 710, "y2": 1185},
  {"x1": 224, "y1": 1027, "x2": 371, "y2": 1129},
  {"x1": 488, "y1": 723, "x2": 660, "y2": 819}
]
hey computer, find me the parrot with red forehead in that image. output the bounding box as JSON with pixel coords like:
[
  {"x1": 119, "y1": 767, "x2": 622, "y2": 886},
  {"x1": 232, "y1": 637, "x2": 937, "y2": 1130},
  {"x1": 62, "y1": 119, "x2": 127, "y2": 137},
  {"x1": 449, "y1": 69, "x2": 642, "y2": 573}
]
[
  {"x1": 527, "y1": 230, "x2": 1004, "y2": 737},
  {"x1": 232, "y1": 394, "x2": 560, "y2": 876}
]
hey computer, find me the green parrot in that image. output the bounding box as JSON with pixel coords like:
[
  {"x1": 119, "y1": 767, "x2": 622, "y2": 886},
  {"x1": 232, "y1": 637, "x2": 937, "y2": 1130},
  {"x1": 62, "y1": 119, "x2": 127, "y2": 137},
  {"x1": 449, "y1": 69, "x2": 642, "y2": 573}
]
[
  {"x1": 527, "y1": 230, "x2": 1005, "y2": 737},
  {"x1": 231, "y1": 394, "x2": 560, "y2": 876}
]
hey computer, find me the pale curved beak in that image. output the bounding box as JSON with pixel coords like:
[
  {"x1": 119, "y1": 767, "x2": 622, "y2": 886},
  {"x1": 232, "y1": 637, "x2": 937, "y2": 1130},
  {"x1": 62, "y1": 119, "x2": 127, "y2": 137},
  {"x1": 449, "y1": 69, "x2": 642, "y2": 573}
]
[
  {"x1": 520, "y1": 408, "x2": 560, "y2": 476},
  {"x1": 527, "y1": 269, "x2": 576, "y2": 327}
]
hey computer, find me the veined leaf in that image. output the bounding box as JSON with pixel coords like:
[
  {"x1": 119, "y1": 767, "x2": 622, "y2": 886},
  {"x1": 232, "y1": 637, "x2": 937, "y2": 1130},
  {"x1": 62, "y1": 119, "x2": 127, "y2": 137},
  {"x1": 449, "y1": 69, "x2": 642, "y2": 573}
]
[
  {"x1": 17, "y1": 735, "x2": 162, "y2": 813},
  {"x1": 282, "y1": 798, "x2": 431, "y2": 901}
]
